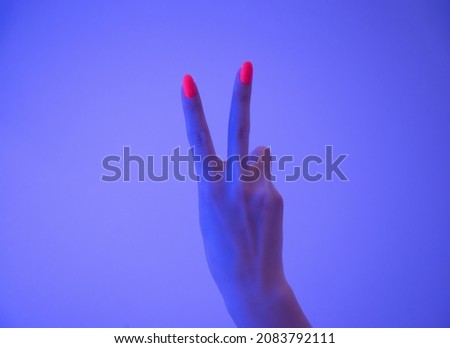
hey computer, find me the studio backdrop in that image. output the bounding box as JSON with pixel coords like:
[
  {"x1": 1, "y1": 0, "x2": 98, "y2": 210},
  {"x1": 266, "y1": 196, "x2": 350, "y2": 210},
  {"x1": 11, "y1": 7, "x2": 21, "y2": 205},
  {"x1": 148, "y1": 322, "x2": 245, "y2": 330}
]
[{"x1": 0, "y1": 0, "x2": 449, "y2": 327}]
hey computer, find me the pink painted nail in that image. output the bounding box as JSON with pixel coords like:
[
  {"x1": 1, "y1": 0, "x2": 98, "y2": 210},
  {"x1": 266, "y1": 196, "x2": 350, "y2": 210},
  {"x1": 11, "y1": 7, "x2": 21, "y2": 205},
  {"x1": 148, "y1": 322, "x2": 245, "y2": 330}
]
[
  {"x1": 240, "y1": 61, "x2": 253, "y2": 85},
  {"x1": 183, "y1": 74, "x2": 197, "y2": 98}
]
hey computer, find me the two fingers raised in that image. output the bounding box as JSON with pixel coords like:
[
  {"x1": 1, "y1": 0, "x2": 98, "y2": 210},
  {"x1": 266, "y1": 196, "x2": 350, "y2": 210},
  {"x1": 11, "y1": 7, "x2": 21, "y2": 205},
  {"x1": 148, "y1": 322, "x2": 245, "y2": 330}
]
[{"x1": 181, "y1": 62, "x2": 254, "y2": 182}]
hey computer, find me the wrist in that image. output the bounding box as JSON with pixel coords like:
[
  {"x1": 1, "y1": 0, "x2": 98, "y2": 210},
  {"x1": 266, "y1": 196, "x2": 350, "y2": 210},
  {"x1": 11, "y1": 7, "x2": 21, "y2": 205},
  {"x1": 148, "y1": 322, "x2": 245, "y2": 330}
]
[{"x1": 223, "y1": 279, "x2": 311, "y2": 328}]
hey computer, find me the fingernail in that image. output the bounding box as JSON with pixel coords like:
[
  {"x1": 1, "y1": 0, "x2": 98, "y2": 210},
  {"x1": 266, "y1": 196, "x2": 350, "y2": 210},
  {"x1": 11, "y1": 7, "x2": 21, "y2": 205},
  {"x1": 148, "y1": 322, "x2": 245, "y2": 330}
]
[
  {"x1": 240, "y1": 61, "x2": 253, "y2": 85},
  {"x1": 183, "y1": 74, "x2": 197, "y2": 98}
]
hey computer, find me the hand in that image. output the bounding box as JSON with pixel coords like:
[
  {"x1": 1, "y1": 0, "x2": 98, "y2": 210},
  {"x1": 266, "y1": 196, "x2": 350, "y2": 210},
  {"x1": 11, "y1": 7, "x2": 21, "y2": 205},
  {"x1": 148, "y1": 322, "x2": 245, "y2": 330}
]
[{"x1": 181, "y1": 62, "x2": 311, "y2": 328}]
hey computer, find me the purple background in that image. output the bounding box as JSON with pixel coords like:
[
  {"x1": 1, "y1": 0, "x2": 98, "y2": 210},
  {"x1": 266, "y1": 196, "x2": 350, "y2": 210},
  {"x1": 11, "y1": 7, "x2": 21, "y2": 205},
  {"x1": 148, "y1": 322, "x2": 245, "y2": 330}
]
[{"x1": 1, "y1": 0, "x2": 449, "y2": 327}]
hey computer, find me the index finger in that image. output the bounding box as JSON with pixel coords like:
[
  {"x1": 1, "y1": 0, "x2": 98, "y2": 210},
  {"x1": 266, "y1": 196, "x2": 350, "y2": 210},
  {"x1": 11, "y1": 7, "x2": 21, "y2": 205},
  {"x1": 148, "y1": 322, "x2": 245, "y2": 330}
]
[{"x1": 181, "y1": 74, "x2": 216, "y2": 158}]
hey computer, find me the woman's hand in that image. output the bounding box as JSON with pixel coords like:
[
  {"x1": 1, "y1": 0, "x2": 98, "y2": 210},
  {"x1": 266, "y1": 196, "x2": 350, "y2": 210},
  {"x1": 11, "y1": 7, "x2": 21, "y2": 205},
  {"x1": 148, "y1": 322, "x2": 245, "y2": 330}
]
[{"x1": 181, "y1": 62, "x2": 311, "y2": 328}]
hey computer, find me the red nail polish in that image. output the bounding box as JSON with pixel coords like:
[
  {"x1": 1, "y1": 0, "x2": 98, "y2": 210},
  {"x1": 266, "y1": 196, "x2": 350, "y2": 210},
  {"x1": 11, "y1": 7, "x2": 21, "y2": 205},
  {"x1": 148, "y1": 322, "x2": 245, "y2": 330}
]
[
  {"x1": 183, "y1": 74, "x2": 197, "y2": 98},
  {"x1": 240, "y1": 61, "x2": 253, "y2": 85}
]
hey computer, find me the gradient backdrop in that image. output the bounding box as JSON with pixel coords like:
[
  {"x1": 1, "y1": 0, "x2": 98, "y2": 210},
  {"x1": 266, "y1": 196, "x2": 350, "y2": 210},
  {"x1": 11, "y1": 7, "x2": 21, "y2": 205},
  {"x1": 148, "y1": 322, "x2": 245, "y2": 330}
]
[{"x1": 1, "y1": 0, "x2": 449, "y2": 327}]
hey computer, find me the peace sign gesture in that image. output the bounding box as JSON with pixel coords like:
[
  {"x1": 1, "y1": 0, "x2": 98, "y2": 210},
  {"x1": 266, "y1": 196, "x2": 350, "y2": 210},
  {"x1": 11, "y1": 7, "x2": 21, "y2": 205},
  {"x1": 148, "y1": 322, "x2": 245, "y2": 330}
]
[{"x1": 181, "y1": 62, "x2": 310, "y2": 328}]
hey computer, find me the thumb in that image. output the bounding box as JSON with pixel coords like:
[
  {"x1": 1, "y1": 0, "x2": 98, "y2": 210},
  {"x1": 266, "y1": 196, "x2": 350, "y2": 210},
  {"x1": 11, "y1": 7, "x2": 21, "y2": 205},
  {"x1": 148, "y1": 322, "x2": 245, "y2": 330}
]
[{"x1": 247, "y1": 145, "x2": 272, "y2": 184}]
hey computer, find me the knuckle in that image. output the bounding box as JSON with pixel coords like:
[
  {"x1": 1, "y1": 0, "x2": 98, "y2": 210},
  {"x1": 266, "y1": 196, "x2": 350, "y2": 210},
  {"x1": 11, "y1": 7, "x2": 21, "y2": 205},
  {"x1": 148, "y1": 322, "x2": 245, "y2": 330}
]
[
  {"x1": 238, "y1": 90, "x2": 251, "y2": 104},
  {"x1": 184, "y1": 97, "x2": 202, "y2": 114},
  {"x1": 270, "y1": 189, "x2": 284, "y2": 209},
  {"x1": 230, "y1": 126, "x2": 250, "y2": 140},
  {"x1": 259, "y1": 188, "x2": 284, "y2": 210},
  {"x1": 188, "y1": 129, "x2": 209, "y2": 148}
]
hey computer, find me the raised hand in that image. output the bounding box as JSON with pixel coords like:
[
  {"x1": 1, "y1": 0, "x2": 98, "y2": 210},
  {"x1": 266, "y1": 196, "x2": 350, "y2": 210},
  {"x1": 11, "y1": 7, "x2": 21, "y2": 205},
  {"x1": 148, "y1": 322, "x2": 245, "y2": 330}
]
[{"x1": 181, "y1": 62, "x2": 311, "y2": 328}]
